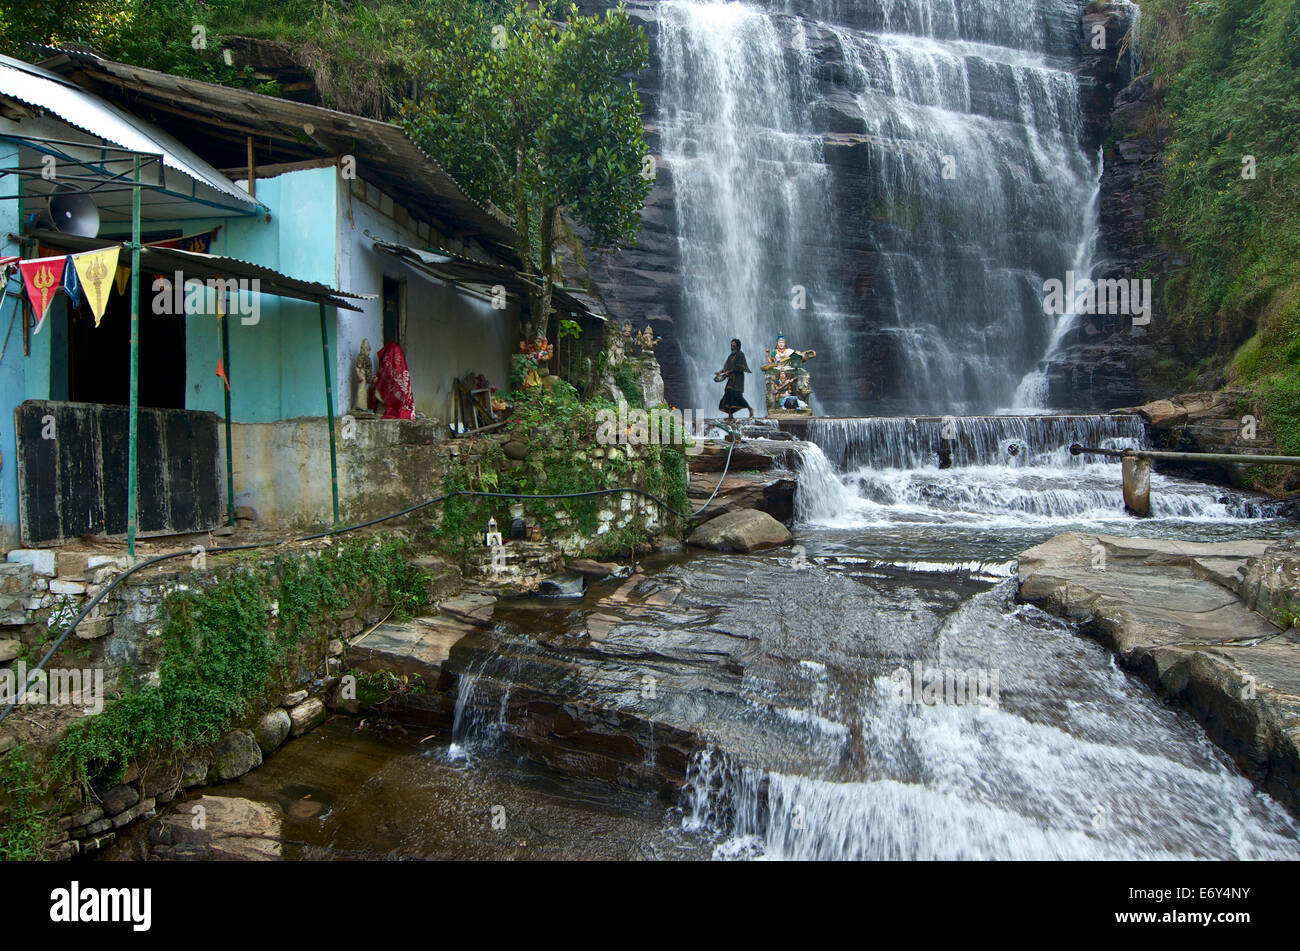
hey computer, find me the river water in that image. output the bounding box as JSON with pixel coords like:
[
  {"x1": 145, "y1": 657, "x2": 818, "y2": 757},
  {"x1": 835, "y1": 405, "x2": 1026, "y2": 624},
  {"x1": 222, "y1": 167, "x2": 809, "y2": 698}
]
[{"x1": 162, "y1": 418, "x2": 1299, "y2": 861}]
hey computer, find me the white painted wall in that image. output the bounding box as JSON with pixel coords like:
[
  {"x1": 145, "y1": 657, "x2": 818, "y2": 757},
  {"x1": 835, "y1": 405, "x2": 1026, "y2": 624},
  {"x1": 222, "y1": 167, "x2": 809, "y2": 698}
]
[{"x1": 334, "y1": 178, "x2": 519, "y2": 424}]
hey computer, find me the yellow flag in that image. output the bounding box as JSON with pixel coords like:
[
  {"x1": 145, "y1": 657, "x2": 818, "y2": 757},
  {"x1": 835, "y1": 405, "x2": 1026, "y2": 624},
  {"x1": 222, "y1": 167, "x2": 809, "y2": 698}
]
[
  {"x1": 114, "y1": 264, "x2": 130, "y2": 297},
  {"x1": 73, "y1": 246, "x2": 121, "y2": 326}
]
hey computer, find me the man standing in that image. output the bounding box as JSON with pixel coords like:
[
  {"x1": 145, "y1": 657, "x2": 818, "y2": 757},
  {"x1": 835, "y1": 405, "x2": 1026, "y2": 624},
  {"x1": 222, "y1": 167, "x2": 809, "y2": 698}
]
[{"x1": 715, "y1": 338, "x2": 753, "y2": 421}]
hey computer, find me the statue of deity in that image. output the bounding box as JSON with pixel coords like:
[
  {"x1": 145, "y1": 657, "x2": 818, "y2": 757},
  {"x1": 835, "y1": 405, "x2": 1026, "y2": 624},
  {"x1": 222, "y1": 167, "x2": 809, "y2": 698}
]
[
  {"x1": 762, "y1": 333, "x2": 816, "y2": 415},
  {"x1": 351, "y1": 338, "x2": 376, "y2": 416}
]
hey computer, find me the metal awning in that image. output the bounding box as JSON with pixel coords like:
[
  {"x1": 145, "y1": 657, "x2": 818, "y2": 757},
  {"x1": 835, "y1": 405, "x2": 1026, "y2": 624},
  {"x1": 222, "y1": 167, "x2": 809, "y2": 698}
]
[
  {"x1": 0, "y1": 54, "x2": 262, "y2": 218},
  {"x1": 371, "y1": 237, "x2": 605, "y2": 322},
  {"x1": 25, "y1": 229, "x2": 373, "y2": 311}
]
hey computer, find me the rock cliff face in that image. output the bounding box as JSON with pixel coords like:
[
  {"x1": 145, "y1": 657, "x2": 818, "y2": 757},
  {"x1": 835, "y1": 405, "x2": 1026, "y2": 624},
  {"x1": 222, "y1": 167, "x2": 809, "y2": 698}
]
[{"x1": 1040, "y1": 3, "x2": 1169, "y2": 411}]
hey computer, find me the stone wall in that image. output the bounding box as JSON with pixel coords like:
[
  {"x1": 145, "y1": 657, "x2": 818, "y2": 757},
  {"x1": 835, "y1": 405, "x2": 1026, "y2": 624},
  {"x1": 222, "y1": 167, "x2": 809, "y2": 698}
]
[
  {"x1": 0, "y1": 543, "x2": 400, "y2": 860},
  {"x1": 229, "y1": 416, "x2": 452, "y2": 530}
]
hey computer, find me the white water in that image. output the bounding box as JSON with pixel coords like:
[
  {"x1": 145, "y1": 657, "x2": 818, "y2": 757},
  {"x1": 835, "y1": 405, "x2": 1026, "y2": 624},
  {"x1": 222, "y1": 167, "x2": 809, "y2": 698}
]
[{"x1": 675, "y1": 415, "x2": 1298, "y2": 859}]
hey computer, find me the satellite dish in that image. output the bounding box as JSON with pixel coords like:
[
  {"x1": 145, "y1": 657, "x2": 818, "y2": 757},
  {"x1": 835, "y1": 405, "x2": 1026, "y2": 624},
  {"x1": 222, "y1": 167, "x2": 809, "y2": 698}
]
[{"x1": 48, "y1": 189, "x2": 100, "y2": 238}]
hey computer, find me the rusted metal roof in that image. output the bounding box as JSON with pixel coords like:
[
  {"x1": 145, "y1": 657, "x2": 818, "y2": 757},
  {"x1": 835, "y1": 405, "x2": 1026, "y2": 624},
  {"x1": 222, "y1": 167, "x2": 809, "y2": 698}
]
[{"x1": 35, "y1": 47, "x2": 522, "y2": 262}]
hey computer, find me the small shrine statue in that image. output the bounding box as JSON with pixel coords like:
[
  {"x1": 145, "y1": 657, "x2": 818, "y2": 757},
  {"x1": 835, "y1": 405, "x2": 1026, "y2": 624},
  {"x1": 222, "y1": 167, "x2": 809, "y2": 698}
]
[
  {"x1": 761, "y1": 333, "x2": 816, "y2": 415},
  {"x1": 351, "y1": 338, "x2": 376, "y2": 416},
  {"x1": 636, "y1": 325, "x2": 661, "y2": 352}
]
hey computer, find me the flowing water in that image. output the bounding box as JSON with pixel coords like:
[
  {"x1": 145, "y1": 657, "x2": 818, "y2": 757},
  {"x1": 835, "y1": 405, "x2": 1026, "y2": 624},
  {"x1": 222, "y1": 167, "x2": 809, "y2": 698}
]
[
  {"x1": 134, "y1": 416, "x2": 1298, "y2": 861},
  {"x1": 658, "y1": 0, "x2": 1101, "y2": 414}
]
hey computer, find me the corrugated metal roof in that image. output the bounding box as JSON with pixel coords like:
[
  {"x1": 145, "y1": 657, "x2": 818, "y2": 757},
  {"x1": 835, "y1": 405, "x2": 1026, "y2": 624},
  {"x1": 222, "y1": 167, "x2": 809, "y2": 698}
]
[
  {"x1": 28, "y1": 229, "x2": 372, "y2": 311},
  {"x1": 371, "y1": 237, "x2": 605, "y2": 322},
  {"x1": 0, "y1": 54, "x2": 261, "y2": 212}
]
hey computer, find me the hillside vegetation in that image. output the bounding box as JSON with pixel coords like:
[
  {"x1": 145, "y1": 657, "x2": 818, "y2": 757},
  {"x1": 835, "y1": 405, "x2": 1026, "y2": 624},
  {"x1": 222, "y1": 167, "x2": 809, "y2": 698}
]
[{"x1": 1139, "y1": 0, "x2": 1300, "y2": 452}]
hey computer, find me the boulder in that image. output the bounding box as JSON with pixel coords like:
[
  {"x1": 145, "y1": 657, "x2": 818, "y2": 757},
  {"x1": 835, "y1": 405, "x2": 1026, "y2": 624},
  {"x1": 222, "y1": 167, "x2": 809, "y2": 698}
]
[
  {"x1": 253, "y1": 708, "x2": 292, "y2": 754},
  {"x1": 288, "y1": 698, "x2": 326, "y2": 736},
  {"x1": 100, "y1": 783, "x2": 139, "y2": 816},
  {"x1": 687, "y1": 508, "x2": 793, "y2": 553},
  {"x1": 212, "y1": 730, "x2": 263, "y2": 781},
  {"x1": 0, "y1": 638, "x2": 20, "y2": 663}
]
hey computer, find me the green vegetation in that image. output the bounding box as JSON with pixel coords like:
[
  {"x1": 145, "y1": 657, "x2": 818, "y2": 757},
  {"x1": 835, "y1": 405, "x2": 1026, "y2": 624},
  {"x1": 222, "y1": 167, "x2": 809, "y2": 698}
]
[
  {"x1": 401, "y1": 0, "x2": 651, "y2": 328},
  {"x1": 1138, "y1": 0, "x2": 1300, "y2": 452},
  {"x1": 0, "y1": 747, "x2": 49, "y2": 861},
  {"x1": 53, "y1": 537, "x2": 427, "y2": 791},
  {"x1": 431, "y1": 381, "x2": 687, "y2": 557},
  {"x1": 613, "y1": 361, "x2": 645, "y2": 408}
]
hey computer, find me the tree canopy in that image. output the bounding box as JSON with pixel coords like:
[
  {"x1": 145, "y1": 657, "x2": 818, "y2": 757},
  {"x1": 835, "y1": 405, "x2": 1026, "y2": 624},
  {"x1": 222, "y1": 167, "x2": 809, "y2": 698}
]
[{"x1": 400, "y1": 0, "x2": 652, "y2": 331}]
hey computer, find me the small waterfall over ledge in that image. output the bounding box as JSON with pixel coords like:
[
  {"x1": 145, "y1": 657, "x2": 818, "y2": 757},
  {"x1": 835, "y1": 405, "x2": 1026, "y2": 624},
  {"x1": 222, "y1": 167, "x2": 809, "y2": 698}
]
[{"x1": 790, "y1": 414, "x2": 1289, "y2": 526}]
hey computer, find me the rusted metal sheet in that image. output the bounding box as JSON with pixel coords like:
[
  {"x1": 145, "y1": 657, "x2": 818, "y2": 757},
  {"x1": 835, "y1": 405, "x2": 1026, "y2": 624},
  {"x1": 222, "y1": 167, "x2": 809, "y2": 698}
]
[{"x1": 15, "y1": 401, "x2": 221, "y2": 546}]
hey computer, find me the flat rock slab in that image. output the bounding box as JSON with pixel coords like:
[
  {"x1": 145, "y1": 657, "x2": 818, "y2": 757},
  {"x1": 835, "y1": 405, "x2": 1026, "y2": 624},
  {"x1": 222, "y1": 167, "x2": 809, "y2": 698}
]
[
  {"x1": 1018, "y1": 532, "x2": 1300, "y2": 811},
  {"x1": 347, "y1": 615, "x2": 484, "y2": 677}
]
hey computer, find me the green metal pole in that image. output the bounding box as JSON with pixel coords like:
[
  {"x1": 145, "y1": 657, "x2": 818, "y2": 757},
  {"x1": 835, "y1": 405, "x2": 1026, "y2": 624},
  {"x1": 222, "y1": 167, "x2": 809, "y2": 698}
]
[
  {"x1": 221, "y1": 294, "x2": 235, "y2": 526},
  {"x1": 126, "y1": 156, "x2": 141, "y2": 559},
  {"x1": 319, "y1": 301, "x2": 339, "y2": 524}
]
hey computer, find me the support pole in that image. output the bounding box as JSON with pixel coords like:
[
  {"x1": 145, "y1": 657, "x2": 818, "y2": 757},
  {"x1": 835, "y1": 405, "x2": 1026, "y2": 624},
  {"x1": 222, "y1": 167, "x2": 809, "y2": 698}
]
[
  {"x1": 220, "y1": 292, "x2": 235, "y2": 526},
  {"x1": 126, "y1": 156, "x2": 141, "y2": 559},
  {"x1": 319, "y1": 301, "x2": 340, "y2": 525},
  {"x1": 1121, "y1": 455, "x2": 1151, "y2": 518}
]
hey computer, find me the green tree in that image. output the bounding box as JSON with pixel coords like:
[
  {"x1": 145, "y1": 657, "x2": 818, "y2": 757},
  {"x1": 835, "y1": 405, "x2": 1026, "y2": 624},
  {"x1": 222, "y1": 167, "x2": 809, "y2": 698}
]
[{"x1": 400, "y1": 0, "x2": 651, "y2": 333}]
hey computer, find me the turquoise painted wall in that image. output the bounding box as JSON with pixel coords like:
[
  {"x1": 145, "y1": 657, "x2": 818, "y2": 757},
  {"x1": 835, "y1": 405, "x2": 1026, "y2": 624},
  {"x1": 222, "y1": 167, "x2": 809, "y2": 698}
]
[{"x1": 184, "y1": 165, "x2": 339, "y2": 423}]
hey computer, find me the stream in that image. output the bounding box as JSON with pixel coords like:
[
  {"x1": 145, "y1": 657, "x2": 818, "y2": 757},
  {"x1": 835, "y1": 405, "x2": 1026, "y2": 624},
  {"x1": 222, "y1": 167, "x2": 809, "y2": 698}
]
[{"x1": 144, "y1": 417, "x2": 1299, "y2": 861}]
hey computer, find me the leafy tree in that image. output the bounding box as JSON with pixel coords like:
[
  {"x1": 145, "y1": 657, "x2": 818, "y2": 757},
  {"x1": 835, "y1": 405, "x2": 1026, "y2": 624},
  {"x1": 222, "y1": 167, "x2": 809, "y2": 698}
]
[{"x1": 400, "y1": 0, "x2": 651, "y2": 333}]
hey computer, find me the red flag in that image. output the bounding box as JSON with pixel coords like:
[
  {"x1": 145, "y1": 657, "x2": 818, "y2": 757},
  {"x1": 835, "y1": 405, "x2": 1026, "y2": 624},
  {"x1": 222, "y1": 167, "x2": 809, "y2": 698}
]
[
  {"x1": 215, "y1": 313, "x2": 230, "y2": 390},
  {"x1": 18, "y1": 255, "x2": 65, "y2": 331}
]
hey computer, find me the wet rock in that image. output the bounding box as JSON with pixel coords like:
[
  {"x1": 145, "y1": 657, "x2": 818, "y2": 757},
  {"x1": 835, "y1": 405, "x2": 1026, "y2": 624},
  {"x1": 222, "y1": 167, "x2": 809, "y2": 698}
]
[
  {"x1": 72, "y1": 804, "x2": 104, "y2": 827},
  {"x1": 212, "y1": 730, "x2": 263, "y2": 781},
  {"x1": 288, "y1": 698, "x2": 326, "y2": 736},
  {"x1": 566, "y1": 559, "x2": 629, "y2": 581},
  {"x1": 100, "y1": 784, "x2": 139, "y2": 816},
  {"x1": 154, "y1": 795, "x2": 282, "y2": 861},
  {"x1": 538, "y1": 572, "x2": 585, "y2": 599},
  {"x1": 1018, "y1": 532, "x2": 1300, "y2": 812},
  {"x1": 688, "y1": 508, "x2": 792, "y2": 553},
  {"x1": 254, "y1": 708, "x2": 292, "y2": 753},
  {"x1": 281, "y1": 689, "x2": 308, "y2": 707},
  {"x1": 111, "y1": 796, "x2": 155, "y2": 829},
  {"x1": 181, "y1": 758, "x2": 209, "y2": 788}
]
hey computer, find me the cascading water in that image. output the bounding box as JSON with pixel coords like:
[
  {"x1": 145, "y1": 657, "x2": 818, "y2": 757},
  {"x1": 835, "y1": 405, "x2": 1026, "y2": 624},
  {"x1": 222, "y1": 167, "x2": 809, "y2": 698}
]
[
  {"x1": 657, "y1": 0, "x2": 843, "y2": 413},
  {"x1": 656, "y1": 0, "x2": 1101, "y2": 414}
]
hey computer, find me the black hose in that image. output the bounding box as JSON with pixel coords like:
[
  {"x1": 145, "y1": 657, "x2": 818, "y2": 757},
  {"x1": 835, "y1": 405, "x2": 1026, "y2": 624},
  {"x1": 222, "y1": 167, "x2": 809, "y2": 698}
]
[{"x1": 0, "y1": 429, "x2": 739, "y2": 725}]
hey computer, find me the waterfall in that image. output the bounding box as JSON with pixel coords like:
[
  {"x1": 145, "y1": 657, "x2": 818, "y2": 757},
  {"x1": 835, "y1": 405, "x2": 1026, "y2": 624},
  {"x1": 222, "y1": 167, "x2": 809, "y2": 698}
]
[
  {"x1": 656, "y1": 0, "x2": 1101, "y2": 414},
  {"x1": 658, "y1": 0, "x2": 842, "y2": 413},
  {"x1": 804, "y1": 414, "x2": 1144, "y2": 470},
  {"x1": 792, "y1": 414, "x2": 1290, "y2": 525}
]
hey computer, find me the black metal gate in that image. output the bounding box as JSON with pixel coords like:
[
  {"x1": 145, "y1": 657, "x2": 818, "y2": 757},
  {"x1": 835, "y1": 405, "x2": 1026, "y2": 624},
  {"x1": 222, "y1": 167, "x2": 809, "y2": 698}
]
[{"x1": 15, "y1": 401, "x2": 221, "y2": 546}]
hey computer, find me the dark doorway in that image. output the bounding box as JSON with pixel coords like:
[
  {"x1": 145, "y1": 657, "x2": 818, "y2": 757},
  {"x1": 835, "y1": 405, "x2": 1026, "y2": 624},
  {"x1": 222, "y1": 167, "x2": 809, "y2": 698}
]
[
  {"x1": 382, "y1": 274, "x2": 401, "y2": 346},
  {"x1": 68, "y1": 283, "x2": 185, "y2": 409}
]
